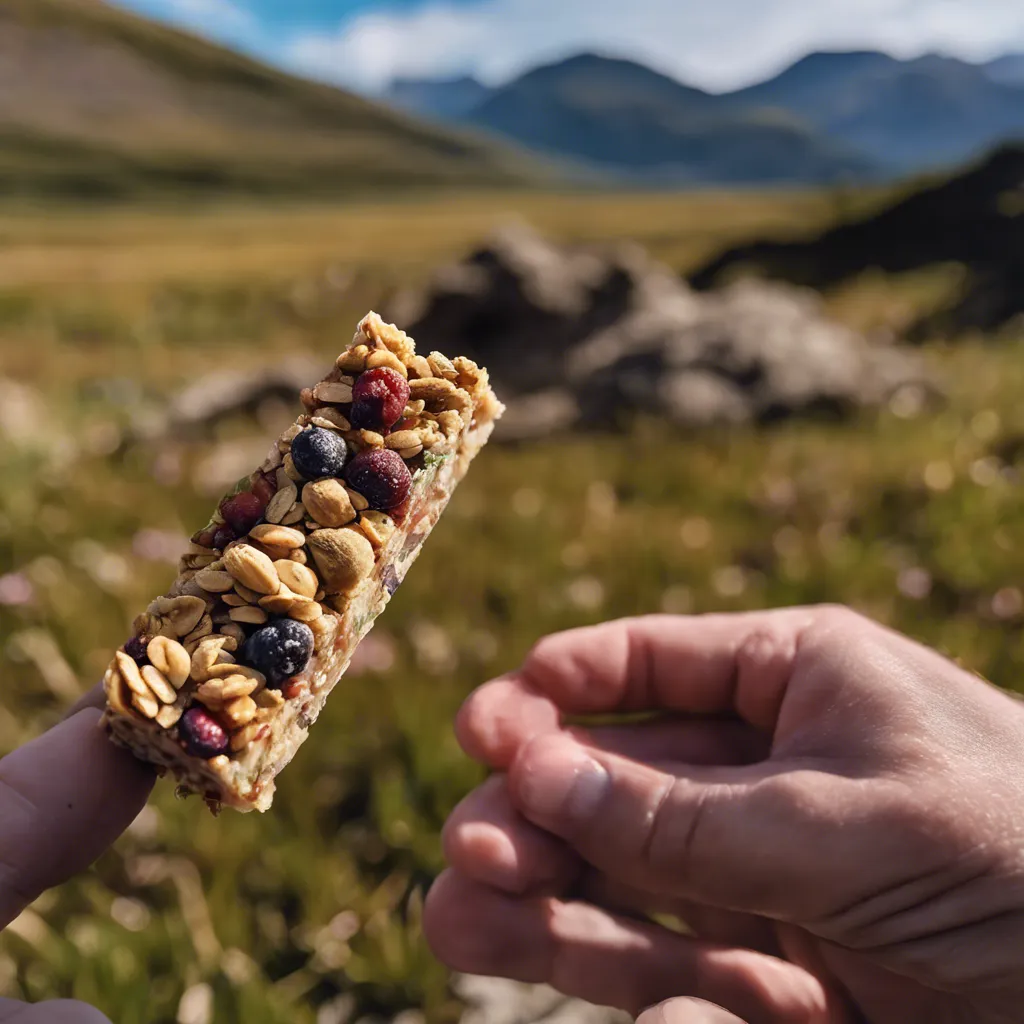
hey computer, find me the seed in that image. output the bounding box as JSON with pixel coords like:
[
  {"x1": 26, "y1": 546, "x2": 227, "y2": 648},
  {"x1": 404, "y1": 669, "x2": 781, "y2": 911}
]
[
  {"x1": 336, "y1": 344, "x2": 369, "y2": 373},
  {"x1": 283, "y1": 453, "x2": 303, "y2": 482},
  {"x1": 302, "y1": 478, "x2": 356, "y2": 529},
  {"x1": 398, "y1": 445, "x2": 423, "y2": 459},
  {"x1": 222, "y1": 594, "x2": 246, "y2": 607},
  {"x1": 219, "y1": 623, "x2": 246, "y2": 645},
  {"x1": 258, "y1": 588, "x2": 311, "y2": 616},
  {"x1": 233, "y1": 582, "x2": 262, "y2": 604},
  {"x1": 182, "y1": 614, "x2": 214, "y2": 647},
  {"x1": 280, "y1": 502, "x2": 306, "y2": 526},
  {"x1": 153, "y1": 596, "x2": 208, "y2": 638},
  {"x1": 265, "y1": 483, "x2": 298, "y2": 524},
  {"x1": 140, "y1": 665, "x2": 177, "y2": 705},
  {"x1": 312, "y1": 407, "x2": 351, "y2": 430},
  {"x1": 223, "y1": 544, "x2": 280, "y2": 595},
  {"x1": 289, "y1": 599, "x2": 323, "y2": 623},
  {"x1": 230, "y1": 606, "x2": 269, "y2": 625},
  {"x1": 191, "y1": 637, "x2": 237, "y2": 682},
  {"x1": 255, "y1": 689, "x2": 285, "y2": 709},
  {"x1": 195, "y1": 569, "x2": 235, "y2": 593},
  {"x1": 274, "y1": 559, "x2": 319, "y2": 598},
  {"x1": 409, "y1": 377, "x2": 457, "y2": 406},
  {"x1": 314, "y1": 381, "x2": 354, "y2": 405},
  {"x1": 307, "y1": 528, "x2": 375, "y2": 594}
]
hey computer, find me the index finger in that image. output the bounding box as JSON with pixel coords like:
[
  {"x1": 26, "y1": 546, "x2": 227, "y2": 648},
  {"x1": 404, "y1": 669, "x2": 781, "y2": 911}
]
[{"x1": 456, "y1": 609, "x2": 821, "y2": 768}]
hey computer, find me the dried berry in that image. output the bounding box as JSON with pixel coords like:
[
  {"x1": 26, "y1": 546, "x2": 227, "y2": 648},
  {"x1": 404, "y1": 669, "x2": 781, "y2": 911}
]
[
  {"x1": 220, "y1": 491, "x2": 265, "y2": 536},
  {"x1": 179, "y1": 707, "x2": 230, "y2": 759},
  {"x1": 123, "y1": 635, "x2": 150, "y2": 665},
  {"x1": 241, "y1": 619, "x2": 315, "y2": 689},
  {"x1": 382, "y1": 566, "x2": 401, "y2": 596},
  {"x1": 343, "y1": 449, "x2": 412, "y2": 510},
  {"x1": 211, "y1": 524, "x2": 236, "y2": 550},
  {"x1": 252, "y1": 472, "x2": 278, "y2": 507},
  {"x1": 290, "y1": 426, "x2": 348, "y2": 481},
  {"x1": 350, "y1": 368, "x2": 410, "y2": 432}
]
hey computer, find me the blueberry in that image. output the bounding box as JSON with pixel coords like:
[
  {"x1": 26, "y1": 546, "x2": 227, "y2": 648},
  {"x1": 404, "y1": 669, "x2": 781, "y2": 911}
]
[
  {"x1": 241, "y1": 619, "x2": 315, "y2": 689},
  {"x1": 290, "y1": 426, "x2": 348, "y2": 480},
  {"x1": 179, "y1": 707, "x2": 229, "y2": 759}
]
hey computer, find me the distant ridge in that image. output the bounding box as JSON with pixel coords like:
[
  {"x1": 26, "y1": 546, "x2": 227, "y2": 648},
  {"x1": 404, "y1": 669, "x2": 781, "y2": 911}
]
[
  {"x1": 0, "y1": 0, "x2": 542, "y2": 198},
  {"x1": 389, "y1": 48, "x2": 1024, "y2": 184}
]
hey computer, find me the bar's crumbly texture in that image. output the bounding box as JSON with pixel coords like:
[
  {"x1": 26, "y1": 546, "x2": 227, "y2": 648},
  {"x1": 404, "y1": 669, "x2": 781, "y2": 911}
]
[{"x1": 102, "y1": 313, "x2": 503, "y2": 813}]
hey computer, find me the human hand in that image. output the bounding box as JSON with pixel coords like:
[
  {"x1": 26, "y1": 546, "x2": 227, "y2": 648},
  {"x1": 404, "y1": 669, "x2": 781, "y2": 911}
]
[
  {"x1": 0, "y1": 684, "x2": 153, "y2": 1021},
  {"x1": 425, "y1": 607, "x2": 1024, "y2": 1024}
]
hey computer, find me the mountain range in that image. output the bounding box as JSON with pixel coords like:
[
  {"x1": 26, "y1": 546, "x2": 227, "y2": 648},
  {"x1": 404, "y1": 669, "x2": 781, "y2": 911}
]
[
  {"x1": 385, "y1": 49, "x2": 1024, "y2": 185},
  {"x1": 0, "y1": 0, "x2": 541, "y2": 199}
]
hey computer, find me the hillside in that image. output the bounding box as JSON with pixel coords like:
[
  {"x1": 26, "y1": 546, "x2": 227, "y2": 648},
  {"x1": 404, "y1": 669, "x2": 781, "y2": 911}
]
[
  {"x1": 0, "y1": 0, "x2": 540, "y2": 198},
  {"x1": 985, "y1": 54, "x2": 1024, "y2": 87},
  {"x1": 690, "y1": 143, "x2": 1024, "y2": 336},
  {"x1": 385, "y1": 75, "x2": 494, "y2": 121},
  {"x1": 724, "y1": 51, "x2": 1024, "y2": 171},
  {"x1": 461, "y1": 54, "x2": 876, "y2": 185}
]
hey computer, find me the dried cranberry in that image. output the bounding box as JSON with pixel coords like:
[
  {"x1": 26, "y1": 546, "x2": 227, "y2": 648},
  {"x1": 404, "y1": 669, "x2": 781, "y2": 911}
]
[
  {"x1": 291, "y1": 426, "x2": 348, "y2": 480},
  {"x1": 344, "y1": 449, "x2": 412, "y2": 510},
  {"x1": 220, "y1": 491, "x2": 265, "y2": 535},
  {"x1": 193, "y1": 526, "x2": 218, "y2": 548},
  {"x1": 211, "y1": 524, "x2": 236, "y2": 550},
  {"x1": 179, "y1": 707, "x2": 230, "y2": 759},
  {"x1": 123, "y1": 635, "x2": 150, "y2": 664},
  {"x1": 350, "y1": 368, "x2": 410, "y2": 432}
]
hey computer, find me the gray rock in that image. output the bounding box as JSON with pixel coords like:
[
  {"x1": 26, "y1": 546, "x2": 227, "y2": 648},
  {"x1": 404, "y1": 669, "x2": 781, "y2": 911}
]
[{"x1": 390, "y1": 224, "x2": 936, "y2": 436}]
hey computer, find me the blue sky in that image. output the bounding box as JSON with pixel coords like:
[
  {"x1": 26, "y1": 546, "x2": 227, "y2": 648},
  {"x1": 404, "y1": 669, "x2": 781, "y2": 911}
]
[{"x1": 116, "y1": 0, "x2": 1024, "y2": 94}]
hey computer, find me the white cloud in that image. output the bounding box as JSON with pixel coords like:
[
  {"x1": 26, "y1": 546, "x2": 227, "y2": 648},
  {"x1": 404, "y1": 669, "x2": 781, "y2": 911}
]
[{"x1": 284, "y1": 0, "x2": 1024, "y2": 94}]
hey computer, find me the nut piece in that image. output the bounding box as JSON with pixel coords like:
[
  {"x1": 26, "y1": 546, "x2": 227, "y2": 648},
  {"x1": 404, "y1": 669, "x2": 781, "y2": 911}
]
[
  {"x1": 156, "y1": 704, "x2": 184, "y2": 729},
  {"x1": 191, "y1": 637, "x2": 238, "y2": 683},
  {"x1": 409, "y1": 377, "x2": 457, "y2": 405},
  {"x1": 384, "y1": 430, "x2": 422, "y2": 453},
  {"x1": 221, "y1": 696, "x2": 259, "y2": 729},
  {"x1": 145, "y1": 637, "x2": 192, "y2": 689},
  {"x1": 249, "y1": 524, "x2": 306, "y2": 550},
  {"x1": 307, "y1": 528, "x2": 375, "y2": 594},
  {"x1": 312, "y1": 407, "x2": 351, "y2": 431},
  {"x1": 365, "y1": 348, "x2": 408, "y2": 377},
  {"x1": 194, "y1": 569, "x2": 235, "y2": 594},
  {"x1": 223, "y1": 545, "x2": 280, "y2": 596},
  {"x1": 358, "y1": 511, "x2": 396, "y2": 549},
  {"x1": 302, "y1": 478, "x2": 356, "y2": 529},
  {"x1": 265, "y1": 482, "x2": 298, "y2": 524},
  {"x1": 427, "y1": 352, "x2": 458, "y2": 380},
  {"x1": 141, "y1": 665, "x2": 178, "y2": 705},
  {"x1": 274, "y1": 559, "x2": 319, "y2": 598},
  {"x1": 255, "y1": 688, "x2": 286, "y2": 709},
  {"x1": 230, "y1": 606, "x2": 269, "y2": 625},
  {"x1": 198, "y1": 674, "x2": 260, "y2": 703},
  {"x1": 314, "y1": 381, "x2": 354, "y2": 405},
  {"x1": 150, "y1": 596, "x2": 208, "y2": 638},
  {"x1": 146, "y1": 636, "x2": 191, "y2": 689},
  {"x1": 345, "y1": 487, "x2": 369, "y2": 512},
  {"x1": 230, "y1": 721, "x2": 266, "y2": 752},
  {"x1": 104, "y1": 662, "x2": 136, "y2": 718}
]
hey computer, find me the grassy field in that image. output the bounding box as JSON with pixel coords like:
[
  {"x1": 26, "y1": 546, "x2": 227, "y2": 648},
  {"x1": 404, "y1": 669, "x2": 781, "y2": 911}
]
[{"x1": 1, "y1": 190, "x2": 1023, "y2": 1024}]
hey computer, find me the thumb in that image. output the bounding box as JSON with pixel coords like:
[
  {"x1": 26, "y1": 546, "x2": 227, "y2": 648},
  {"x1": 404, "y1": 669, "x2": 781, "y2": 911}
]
[
  {"x1": 508, "y1": 734, "x2": 868, "y2": 921},
  {"x1": 638, "y1": 999, "x2": 747, "y2": 1023},
  {"x1": 0, "y1": 708, "x2": 154, "y2": 928}
]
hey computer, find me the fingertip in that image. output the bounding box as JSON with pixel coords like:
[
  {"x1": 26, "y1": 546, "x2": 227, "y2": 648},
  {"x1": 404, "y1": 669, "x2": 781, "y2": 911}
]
[
  {"x1": 455, "y1": 677, "x2": 562, "y2": 768},
  {"x1": 442, "y1": 775, "x2": 582, "y2": 894}
]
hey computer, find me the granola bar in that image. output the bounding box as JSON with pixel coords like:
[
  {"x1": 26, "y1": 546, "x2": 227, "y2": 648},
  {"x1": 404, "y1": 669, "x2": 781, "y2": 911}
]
[{"x1": 102, "y1": 312, "x2": 503, "y2": 813}]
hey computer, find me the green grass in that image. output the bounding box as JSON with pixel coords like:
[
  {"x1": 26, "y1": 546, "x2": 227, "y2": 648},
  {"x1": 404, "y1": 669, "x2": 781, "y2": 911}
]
[{"x1": 0, "y1": 190, "x2": 1022, "y2": 1022}]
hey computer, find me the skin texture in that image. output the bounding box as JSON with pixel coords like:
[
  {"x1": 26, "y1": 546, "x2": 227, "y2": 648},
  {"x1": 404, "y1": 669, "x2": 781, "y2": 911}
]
[
  {"x1": 424, "y1": 607, "x2": 1024, "y2": 1024},
  {"x1": 0, "y1": 683, "x2": 153, "y2": 1022}
]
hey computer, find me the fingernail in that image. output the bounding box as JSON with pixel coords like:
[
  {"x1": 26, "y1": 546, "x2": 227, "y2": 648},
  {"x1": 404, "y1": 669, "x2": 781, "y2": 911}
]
[{"x1": 516, "y1": 738, "x2": 609, "y2": 824}]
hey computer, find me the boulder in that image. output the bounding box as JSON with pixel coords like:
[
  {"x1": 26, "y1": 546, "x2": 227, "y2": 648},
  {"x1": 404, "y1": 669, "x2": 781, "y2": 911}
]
[{"x1": 389, "y1": 224, "x2": 934, "y2": 440}]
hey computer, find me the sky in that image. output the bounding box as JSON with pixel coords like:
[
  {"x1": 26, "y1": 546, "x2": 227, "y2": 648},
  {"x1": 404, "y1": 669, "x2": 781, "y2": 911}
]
[{"x1": 118, "y1": 0, "x2": 1024, "y2": 94}]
